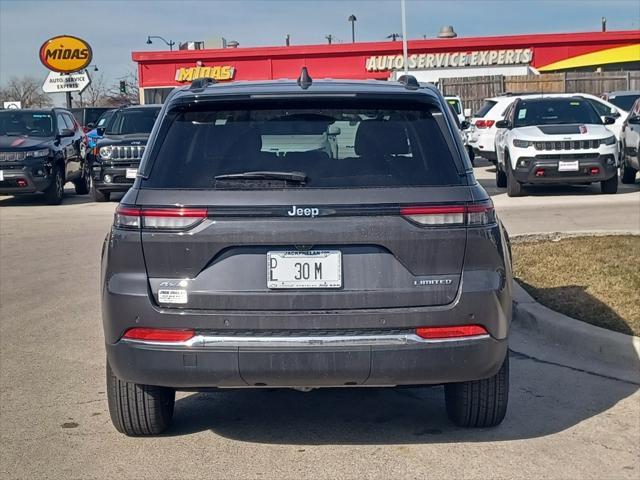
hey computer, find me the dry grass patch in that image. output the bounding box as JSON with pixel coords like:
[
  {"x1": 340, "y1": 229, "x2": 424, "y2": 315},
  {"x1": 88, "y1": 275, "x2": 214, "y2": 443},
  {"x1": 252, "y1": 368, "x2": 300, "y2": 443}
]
[{"x1": 512, "y1": 235, "x2": 640, "y2": 336}]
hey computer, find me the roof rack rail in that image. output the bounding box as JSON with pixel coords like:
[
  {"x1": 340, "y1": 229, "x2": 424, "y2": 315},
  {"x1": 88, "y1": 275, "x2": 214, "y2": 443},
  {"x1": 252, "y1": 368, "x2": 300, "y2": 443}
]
[
  {"x1": 397, "y1": 74, "x2": 420, "y2": 90},
  {"x1": 297, "y1": 67, "x2": 313, "y2": 90},
  {"x1": 189, "y1": 77, "x2": 216, "y2": 90},
  {"x1": 497, "y1": 91, "x2": 544, "y2": 96}
]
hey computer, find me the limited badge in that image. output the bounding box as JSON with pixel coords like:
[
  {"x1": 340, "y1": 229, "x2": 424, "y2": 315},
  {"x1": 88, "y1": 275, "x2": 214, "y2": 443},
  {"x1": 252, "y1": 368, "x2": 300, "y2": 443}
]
[{"x1": 158, "y1": 289, "x2": 188, "y2": 304}]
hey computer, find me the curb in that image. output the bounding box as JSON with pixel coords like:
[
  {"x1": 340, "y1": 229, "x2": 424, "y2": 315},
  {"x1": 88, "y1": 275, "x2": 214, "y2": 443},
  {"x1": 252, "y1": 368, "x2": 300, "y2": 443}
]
[
  {"x1": 512, "y1": 281, "x2": 640, "y2": 384},
  {"x1": 511, "y1": 231, "x2": 640, "y2": 243}
]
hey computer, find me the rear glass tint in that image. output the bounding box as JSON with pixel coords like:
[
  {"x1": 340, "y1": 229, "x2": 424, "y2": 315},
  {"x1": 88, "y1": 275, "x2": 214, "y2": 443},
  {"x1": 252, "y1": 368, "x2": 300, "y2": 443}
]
[
  {"x1": 474, "y1": 100, "x2": 497, "y2": 118},
  {"x1": 142, "y1": 100, "x2": 462, "y2": 189}
]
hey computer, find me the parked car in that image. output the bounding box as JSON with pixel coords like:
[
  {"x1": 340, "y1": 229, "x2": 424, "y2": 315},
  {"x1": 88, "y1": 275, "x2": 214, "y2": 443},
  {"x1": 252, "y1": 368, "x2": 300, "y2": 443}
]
[
  {"x1": 620, "y1": 97, "x2": 640, "y2": 184},
  {"x1": 91, "y1": 105, "x2": 161, "y2": 202},
  {"x1": 494, "y1": 96, "x2": 618, "y2": 196},
  {"x1": 0, "y1": 108, "x2": 90, "y2": 204},
  {"x1": 601, "y1": 90, "x2": 640, "y2": 114},
  {"x1": 69, "y1": 107, "x2": 111, "y2": 132},
  {"x1": 102, "y1": 74, "x2": 512, "y2": 436},
  {"x1": 445, "y1": 95, "x2": 465, "y2": 124},
  {"x1": 468, "y1": 93, "x2": 626, "y2": 164},
  {"x1": 86, "y1": 109, "x2": 115, "y2": 149},
  {"x1": 446, "y1": 99, "x2": 474, "y2": 165}
]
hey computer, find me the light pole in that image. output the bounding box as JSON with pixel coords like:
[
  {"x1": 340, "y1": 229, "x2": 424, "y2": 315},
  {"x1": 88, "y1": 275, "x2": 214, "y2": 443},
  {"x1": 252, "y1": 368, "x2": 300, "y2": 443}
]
[
  {"x1": 348, "y1": 14, "x2": 357, "y2": 43},
  {"x1": 146, "y1": 35, "x2": 176, "y2": 51}
]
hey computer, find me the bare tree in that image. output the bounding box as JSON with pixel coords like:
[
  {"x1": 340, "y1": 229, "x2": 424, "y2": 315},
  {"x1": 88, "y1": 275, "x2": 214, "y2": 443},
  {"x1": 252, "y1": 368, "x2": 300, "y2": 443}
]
[
  {"x1": 0, "y1": 76, "x2": 53, "y2": 108},
  {"x1": 104, "y1": 71, "x2": 140, "y2": 107},
  {"x1": 76, "y1": 72, "x2": 110, "y2": 107}
]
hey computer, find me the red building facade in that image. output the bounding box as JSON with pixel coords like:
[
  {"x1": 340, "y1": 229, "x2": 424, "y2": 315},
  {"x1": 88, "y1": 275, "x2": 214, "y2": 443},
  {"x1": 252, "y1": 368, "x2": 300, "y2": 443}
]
[{"x1": 132, "y1": 30, "x2": 640, "y2": 103}]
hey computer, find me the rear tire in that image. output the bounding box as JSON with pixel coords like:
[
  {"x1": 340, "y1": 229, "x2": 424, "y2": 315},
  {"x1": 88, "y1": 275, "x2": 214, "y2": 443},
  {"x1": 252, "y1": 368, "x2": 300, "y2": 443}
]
[
  {"x1": 92, "y1": 186, "x2": 110, "y2": 202},
  {"x1": 600, "y1": 174, "x2": 619, "y2": 194},
  {"x1": 445, "y1": 353, "x2": 509, "y2": 428},
  {"x1": 621, "y1": 162, "x2": 637, "y2": 184},
  {"x1": 106, "y1": 361, "x2": 175, "y2": 436},
  {"x1": 506, "y1": 159, "x2": 524, "y2": 197},
  {"x1": 43, "y1": 164, "x2": 64, "y2": 205},
  {"x1": 496, "y1": 164, "x2": 507, "y2": 188}
]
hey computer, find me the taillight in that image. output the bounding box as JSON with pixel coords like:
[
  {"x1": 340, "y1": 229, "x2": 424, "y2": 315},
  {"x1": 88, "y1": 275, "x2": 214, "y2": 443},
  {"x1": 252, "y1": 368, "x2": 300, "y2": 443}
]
[
  {"x1": 415, "y1": 325, "x2": 488, "y2": 339},
  {"x1": 474, "y1": 119, "x2": 495, "y2": 129},
  {"x1": 123, "y1": 327, "x2": 195, "y2": 343},
  {"x1": 400, "y1": 202, "x2": 495, "y2": 226},
  {"x1": 114, "y1": 205, "x2": 207, "y2": 230}
]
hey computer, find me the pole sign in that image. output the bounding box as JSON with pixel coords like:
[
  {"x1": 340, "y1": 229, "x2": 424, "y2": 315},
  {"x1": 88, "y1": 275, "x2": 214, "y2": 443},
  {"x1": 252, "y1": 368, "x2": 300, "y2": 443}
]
[
  {"x1": 42, "y1": 71, "x2": 91, "y2": 93},
  {"x1": 39, "y1": 35, "x2": 93, "y2": 73}
]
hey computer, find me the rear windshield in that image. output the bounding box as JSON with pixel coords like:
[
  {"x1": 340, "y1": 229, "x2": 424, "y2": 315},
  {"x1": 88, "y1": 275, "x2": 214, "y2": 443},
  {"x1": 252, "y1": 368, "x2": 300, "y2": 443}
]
[
  {"x1": 514, "y1": 98, "x2": 602, "y2": 127},
  {"x1": 106, "y1": 108, "x2": 160, "y2": 135},
  {"x1": 474, "y1": 100, "x2": 497, "y2": 118},
  {"x1": 142, "y1": 101, "x2": 463, "y2": 189},
  {"x1": 0, "y1": 111, "x2": 53, "y2": 137}
]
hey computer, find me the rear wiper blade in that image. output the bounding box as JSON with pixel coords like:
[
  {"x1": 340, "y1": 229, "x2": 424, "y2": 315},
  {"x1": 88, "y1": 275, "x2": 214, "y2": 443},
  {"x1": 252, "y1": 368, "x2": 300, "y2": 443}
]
[{"x1": 214, "y1": 171, "x2": 307, "y2": 182}]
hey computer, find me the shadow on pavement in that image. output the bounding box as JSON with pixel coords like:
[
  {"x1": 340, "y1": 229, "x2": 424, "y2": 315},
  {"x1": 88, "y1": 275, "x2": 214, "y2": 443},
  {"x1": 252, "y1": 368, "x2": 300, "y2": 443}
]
[
  {"x1": 0, "y1": 187, "x2": 124, "y2": 207},
  {"x1": 165, "y1": 349, "x2": 638, "y2": 443},
  {"x1": 517, "y1": 281, "x2": 636, "y2": 336}
]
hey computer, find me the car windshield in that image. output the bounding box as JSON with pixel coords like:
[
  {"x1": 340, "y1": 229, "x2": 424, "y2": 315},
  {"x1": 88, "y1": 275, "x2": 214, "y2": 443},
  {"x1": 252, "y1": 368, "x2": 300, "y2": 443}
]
[
  {"x1": 105, "y1": 108, "x2": 160, "y2": 135},
  {"x1": 513, "y1": 98, "x2": 602, "y2": 127},
  {"x1": 96, "y1": 110, "x2": 114, "y2": 128},
  {"x1": 607, "y1": 94, "x2": 640, "y2": 112},
  {"x1": 446, "y1": 99, "x2": 462, "y2": 115},
  {"x1": 142, "y1": 99, "x2": 462, "y2": 189},
  {"x1": 0, "y1": 111, "x2": 54, "y2": 137}
]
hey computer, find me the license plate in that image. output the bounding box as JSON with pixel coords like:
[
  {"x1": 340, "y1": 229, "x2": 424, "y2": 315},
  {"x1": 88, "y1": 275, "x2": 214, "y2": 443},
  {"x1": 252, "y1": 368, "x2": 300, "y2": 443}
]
[
  {"x1": 267, "y1": 250, "x2": 342, "y2": 289},
  {"x1": 125, "y1": 168, "x2": 138, "y2": 179},
  {"x1": 558, "y1": 160, "x2": 579, "y2": 172},
  {"x1": 0, "y1": 170, "x2": 3, "y2": 181}
]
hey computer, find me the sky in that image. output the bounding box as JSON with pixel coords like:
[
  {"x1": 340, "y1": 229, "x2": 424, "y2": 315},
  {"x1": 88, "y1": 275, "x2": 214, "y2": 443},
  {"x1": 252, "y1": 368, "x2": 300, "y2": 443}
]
[{"x1": 1, "y1": 0, "x2": 639, "y2": 103}]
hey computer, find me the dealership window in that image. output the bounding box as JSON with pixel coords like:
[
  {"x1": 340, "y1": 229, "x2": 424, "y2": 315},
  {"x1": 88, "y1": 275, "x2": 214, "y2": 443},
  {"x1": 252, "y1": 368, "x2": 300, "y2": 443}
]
[{"x1": 143, "y1": 88, "x2": 174, "y2": 105}]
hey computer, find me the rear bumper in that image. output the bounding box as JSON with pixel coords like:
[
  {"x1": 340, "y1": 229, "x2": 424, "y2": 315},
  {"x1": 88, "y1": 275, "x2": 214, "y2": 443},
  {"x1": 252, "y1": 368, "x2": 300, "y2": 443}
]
[
  {"x1": 513, "y1": 154, "x2": 617, "y2": 184},
  {"x1": 107, "y1": 333, "x2": 507, "y2": 388}
]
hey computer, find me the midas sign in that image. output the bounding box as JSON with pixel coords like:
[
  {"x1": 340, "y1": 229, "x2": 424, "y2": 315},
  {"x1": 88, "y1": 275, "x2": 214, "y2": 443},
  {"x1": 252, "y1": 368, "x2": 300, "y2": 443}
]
[
  {"x1": 39, "y1": 35, "x2": 92, "y2": 73},
  {"x1": 175, "y1": 65, "x2": 236, "y2": 82}
]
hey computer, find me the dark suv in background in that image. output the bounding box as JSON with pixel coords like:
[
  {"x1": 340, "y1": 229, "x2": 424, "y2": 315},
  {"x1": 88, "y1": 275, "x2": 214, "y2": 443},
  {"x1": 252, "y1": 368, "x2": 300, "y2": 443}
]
[
  {"x1": 91, "y1": 105, "x2": 160, "y2": 201},
  {"x1": 0, "y1": 108, "x2": 90, "y2": 204},
  {"x1": 102, "y1": 74, "x2": 512, "y2": 435}
]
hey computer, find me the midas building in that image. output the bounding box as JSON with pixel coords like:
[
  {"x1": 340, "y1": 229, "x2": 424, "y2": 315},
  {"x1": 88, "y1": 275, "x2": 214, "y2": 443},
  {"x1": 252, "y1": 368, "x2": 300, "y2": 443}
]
[{"x1": 132, "y1": 30, "x2": 640, "y2": 104}]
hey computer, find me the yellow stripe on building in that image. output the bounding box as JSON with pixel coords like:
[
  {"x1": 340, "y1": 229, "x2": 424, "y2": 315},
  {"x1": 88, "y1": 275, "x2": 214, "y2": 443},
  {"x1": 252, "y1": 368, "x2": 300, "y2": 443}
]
[{"x1": 538, "y1": 44, "x2": 640, "y2": 72}]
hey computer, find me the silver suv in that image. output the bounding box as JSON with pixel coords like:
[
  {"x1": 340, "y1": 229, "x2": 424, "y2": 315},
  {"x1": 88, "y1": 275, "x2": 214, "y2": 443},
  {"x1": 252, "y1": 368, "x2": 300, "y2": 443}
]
[{"x1": 101, "y1": 72, "x2": 513, "y2": 435}]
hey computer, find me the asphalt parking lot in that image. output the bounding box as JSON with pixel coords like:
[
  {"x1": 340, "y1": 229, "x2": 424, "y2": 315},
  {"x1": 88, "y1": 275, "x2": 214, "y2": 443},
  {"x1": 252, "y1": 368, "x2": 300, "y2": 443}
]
[{"x1": 0, "y1": 165, "x2": 639, "y2": 479}]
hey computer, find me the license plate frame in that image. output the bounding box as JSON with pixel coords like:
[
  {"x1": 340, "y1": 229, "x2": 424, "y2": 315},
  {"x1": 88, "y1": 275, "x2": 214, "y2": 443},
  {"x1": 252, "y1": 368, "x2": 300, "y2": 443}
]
[
  {"x1": 267, "y1": 250, "x2": 342, "y2": 289},
  {"x1": 125, "y1": 168, "x2": 138, "y2": 179},
  {"x1": 558, "y1": 160, "x2": 579, "y2": 172}
]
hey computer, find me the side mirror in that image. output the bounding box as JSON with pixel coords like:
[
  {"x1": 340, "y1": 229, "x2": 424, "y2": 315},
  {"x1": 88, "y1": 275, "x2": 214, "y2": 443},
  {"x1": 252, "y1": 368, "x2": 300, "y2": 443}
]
[
  {"x1": 58, "y1": 128, "x2": 75, "y2": 138},
  {"x1": 610, "y1": 110, "x2": 621, "y2": 118},
  {"x1": 327, "y1": 125, "x2": 341, "y2": 136},
  {"x1": 86, "y1": 122, "x2": 95, "y2": 129},
  {"x1": 495, "y1": 120, "x2": 510, "y2": 129},
  {"x1": 602, "y1": 116, "x2": 616, "y2": 125},
  {"x1": 460, "y1": 120, "x2": 470, "y2": 130},
  {"x1": 628, "y1": 116, "x2": 640, "y2": 125},
  {"x1": 96, "y1": 127, "x2": 105, "y2": 136}
]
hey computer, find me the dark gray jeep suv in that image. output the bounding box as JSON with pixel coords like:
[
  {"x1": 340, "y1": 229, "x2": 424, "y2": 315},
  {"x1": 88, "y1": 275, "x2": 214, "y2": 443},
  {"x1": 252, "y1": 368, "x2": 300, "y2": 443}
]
[{"x1": 101, "y1": 72, "x2": 512, "y2": 436}]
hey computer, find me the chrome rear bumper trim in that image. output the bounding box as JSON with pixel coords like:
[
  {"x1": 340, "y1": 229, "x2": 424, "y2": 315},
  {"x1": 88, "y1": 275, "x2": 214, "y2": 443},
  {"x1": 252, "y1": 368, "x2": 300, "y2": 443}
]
[{"x1": 122, "y1": 333, "x2": 490, "y2": 348}]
